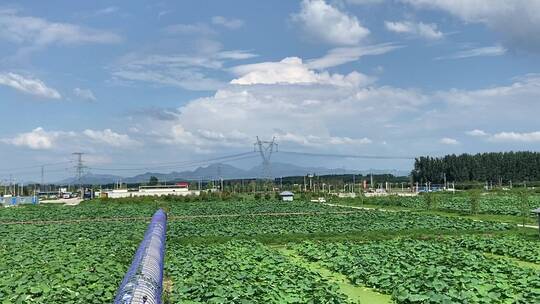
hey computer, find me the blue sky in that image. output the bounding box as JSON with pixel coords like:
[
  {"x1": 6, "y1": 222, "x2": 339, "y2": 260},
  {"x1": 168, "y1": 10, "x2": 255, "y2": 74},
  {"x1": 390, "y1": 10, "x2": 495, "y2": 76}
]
[{"x1": 1, "y1": 0, "x2": 540, "y2": 181}]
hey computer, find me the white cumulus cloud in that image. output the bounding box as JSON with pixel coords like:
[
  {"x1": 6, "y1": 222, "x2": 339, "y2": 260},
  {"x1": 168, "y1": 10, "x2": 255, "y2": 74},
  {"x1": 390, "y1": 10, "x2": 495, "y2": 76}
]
[
  {"x1": 73, "y1": 88, "x2": 96, "y2": 102},
  {"x1": 94, "y1": 6, "x2": 119, "y2": 16},
  {"x1": 440, "y1": 137, "x2": 459, "y2": 145},
  {"x1": 2, "y1": 128, "x2": 139, "y2": 150},
  {"x1": 83, "y1": 129, "x2": 140, "y2": 147},
  {"x1": 346, "y1": 0, "x2": 384, "y2": 4},
  {"x1": 215, "y1": 50, "x2": 258, "y2": 60},
  {"x1": 0, "y1": 72, "x2": 61, "y2": 99},
  {"x1": 385, "y1": 21, "x2": 443, "y2": 40},
  {"x1": 466, "y1": 129, "x2": 489, "y2": 137},
  {"x1": 292, "y1": 0, "x2": 370, "y2": 45},
  {"x1": 436, "y1": 75, "x2": 540, "y2": 106},
  {"x1": 230, "y1": 57, "x2": 373, "y2": 87},
  {"x1": 276, "y1": 131, "x2": 372, "y2": 146},
  {"x1": 211, "y1": 16, "x2": 244, "y2": 29},
  {"x1": 489, "y1": 131, "x2": 540, "y2": 143},
  {"x1": 163, "y1": 23, "x2": 216, "y2": 36},
  {"x1": 1, "y1": 127, "x2": 74, "y2": 150}
]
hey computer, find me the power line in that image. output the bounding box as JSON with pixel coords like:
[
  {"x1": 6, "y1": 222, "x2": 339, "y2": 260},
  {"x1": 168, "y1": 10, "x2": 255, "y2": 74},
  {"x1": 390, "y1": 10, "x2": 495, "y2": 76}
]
[
  {"x1": 88, "y1": 153, "x2": 258, "y2": 172},
  {"x1": 90, "y1": 152, "x2": 255, "y2": 169},
  {"x1": 0, "y1": 161, "x2": 73, "y2": 173},
  {"x1": 0, "y1": 167, "x2": 72, "y2": 179},
  {"x1": 88, "y1": 152, "x2": 256, "y2": 171},
  {"x1": 278, "y1": 150, "x2": 414, "y2": 160}
]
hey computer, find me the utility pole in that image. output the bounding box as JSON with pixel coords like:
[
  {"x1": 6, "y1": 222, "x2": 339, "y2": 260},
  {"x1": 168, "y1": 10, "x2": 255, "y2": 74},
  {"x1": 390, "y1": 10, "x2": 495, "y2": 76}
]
[
  {"x1": 40, "y1": 165, "x2": 45, "y2": 192},
  {"x1": 443, "y1": 173, "x2": 447, "y2": 189}
]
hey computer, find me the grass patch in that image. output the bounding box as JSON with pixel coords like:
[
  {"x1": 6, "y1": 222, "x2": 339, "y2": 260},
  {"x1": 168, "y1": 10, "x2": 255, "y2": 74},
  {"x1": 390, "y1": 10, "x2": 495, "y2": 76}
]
[{"x1": 274, "y1": 246, "x2": 394, "y2": 304}]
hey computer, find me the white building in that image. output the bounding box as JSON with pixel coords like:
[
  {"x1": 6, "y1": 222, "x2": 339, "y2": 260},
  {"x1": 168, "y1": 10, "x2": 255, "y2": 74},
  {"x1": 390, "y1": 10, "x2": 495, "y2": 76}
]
[
  {"x1": 279, "y1": 191, "x2": 294, "y2": 202},
  {"x1": 101, "y1": 183, "x2": 200, "y2": 199},
  {"x1": 337, "y1": 192, "x2": 357, "y2": 198},
  {"x1": 310, "y1": 197, "x2": 326, "y2": 203}
]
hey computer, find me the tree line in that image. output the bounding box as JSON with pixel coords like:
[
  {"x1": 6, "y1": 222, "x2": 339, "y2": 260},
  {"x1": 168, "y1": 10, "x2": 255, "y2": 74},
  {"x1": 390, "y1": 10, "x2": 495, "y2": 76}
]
[{"x1": 412, "y1": 151, "x2": 540, "y2": 183}]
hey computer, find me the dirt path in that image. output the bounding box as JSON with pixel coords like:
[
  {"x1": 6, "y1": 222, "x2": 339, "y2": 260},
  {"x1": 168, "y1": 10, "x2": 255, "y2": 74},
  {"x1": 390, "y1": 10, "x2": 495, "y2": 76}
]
[{"x1": 516, "y1": 224, "x2": 538, "y2": 229}]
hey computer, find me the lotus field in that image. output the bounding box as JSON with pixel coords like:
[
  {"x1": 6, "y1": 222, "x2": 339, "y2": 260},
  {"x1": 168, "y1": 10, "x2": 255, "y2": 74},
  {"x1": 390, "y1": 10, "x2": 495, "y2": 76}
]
[
  {"x1": 0, "y1": 198, "x2": 538, "y2": 303},
  {"x1": 348, "y1": 194, "x2": 540, "y2": 216}
]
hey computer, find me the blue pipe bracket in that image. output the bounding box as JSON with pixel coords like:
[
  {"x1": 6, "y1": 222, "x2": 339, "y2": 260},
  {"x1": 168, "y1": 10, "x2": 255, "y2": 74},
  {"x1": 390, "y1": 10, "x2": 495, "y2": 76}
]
[{"x1": 114, "y1": 209, "x2": 167, "y2": 304}]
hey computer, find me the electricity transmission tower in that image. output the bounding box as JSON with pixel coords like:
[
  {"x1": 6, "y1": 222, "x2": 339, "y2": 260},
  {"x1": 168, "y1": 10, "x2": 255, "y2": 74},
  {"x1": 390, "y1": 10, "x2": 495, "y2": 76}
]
[
  {"x1": 254, "y1": 136, "x2": 278, "y2": 180},
  {"x1": 73, "y1": 152, "x2": 86, "y2": 197}
]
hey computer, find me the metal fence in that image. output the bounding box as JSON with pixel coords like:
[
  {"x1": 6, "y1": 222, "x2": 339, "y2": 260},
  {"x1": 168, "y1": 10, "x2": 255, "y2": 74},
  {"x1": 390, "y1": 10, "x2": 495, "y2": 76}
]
[
  {"x1": 0, "y1": 196, "x2": 39, "y2": 206},
  {"x1": 114, "y1": 209, "x2": 167, "y2": 304}
]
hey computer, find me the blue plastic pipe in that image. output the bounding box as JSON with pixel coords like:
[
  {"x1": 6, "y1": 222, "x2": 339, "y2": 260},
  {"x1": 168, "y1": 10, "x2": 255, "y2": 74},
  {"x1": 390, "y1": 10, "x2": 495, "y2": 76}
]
[{"x1": 114, "y1": 209, "x2": 167, "y2": 304}]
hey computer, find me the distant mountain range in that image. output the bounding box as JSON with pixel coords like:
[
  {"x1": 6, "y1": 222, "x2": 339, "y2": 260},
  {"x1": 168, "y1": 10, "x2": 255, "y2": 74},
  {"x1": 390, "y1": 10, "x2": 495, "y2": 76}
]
[{"x1": 56, "y1": 162, "x2": 409, "y2": 185}]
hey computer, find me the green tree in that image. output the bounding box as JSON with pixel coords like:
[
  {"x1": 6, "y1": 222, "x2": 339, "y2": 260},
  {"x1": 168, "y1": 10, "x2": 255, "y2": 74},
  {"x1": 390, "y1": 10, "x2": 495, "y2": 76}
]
[
  {"x1": 412, "y1": 151, "x2": 540, "y2": 184},
  {"x1": 149, "y1": 176, "x2": 159, "y2": 186}
]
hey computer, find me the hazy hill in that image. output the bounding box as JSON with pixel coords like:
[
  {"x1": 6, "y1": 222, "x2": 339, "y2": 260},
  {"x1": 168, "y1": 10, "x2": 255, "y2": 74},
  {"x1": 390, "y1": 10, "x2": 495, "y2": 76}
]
[{"x1": 56, "y1": 162, "x2": 408, "y2": 184}]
